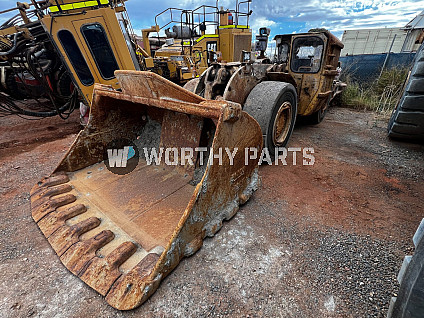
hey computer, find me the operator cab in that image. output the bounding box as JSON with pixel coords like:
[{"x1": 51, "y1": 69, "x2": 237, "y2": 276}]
[{"x1": 291, "y1": 36, "x2": 324, "y2": 73}]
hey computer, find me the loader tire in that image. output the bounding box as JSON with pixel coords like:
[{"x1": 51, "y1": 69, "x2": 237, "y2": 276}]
[
  {"x1": 243, "y1": 81, "x2": 297, "y2": 157},
  {"x1": 388, "y1": 43, "x2": 424, "y2": 141},
  {"x1": 305, "y1": 100, "x2": 328, "y2": 125},
  {"x1": 183, "y1": 77, "x2": 200, "y2": 93},
  {"x1": 387, "y1": 219, "x2": 424, "y2": 318},
  {"x1": 57, "y1": 70, "x2": 73, "y2": 98},
  {"x1": 5, "y1": 72, "x2": 27, "y2": 100}
]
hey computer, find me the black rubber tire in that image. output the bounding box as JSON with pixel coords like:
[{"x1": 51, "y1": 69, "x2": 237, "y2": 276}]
[
  {"x1": 388, "y1": 42, "x2": 424, "y2": 141},
  {"x1": 5, "y1": 71, "x2": 27, "y2": 100},
  {"x1": 305, "y1": 102, "x2": 328, "y2": 125},
  {"x1": 183, "y1": 77, "x2": 200, "y2": 93},
  {"x1": 56, "y1": 70, "x2": 73, "y2": 98},
  {"x1": 388, "y1": 219, "x2": 424, "y2": 318},
  {"x1": 243, "y1": 81, "x2": 298, "y2": 157}
]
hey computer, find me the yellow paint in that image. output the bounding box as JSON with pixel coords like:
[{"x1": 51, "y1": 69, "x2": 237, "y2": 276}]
[
  {"x1": 195, "y1": 34, "x2": 219, "y2": 43},
  {"x1": 61, "y1": 4, "x2": 73, "y2": 10},
  {"x1": 72, "y1": 2, "x2": 85, "y2": 9},
  {"x1": 145, "y1": 57, "x2": 154, "y2": 68},
  {"x1": 49, "y1": 0, "x2": 110, "y2": 12},
  {"x1": 41, "y1": 7, "x2": 136, "y2": 104},
  {"x1": 85, "y1": 1, "x2": 98, "y2": 6},
  {"x1": 218, "y1": 25, "x2": 249, "y2": 29}
]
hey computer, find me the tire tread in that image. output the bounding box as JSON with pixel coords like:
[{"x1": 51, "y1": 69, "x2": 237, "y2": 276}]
[{"x1": 388, "y1": 43, "x2": 424, "y2": 140}]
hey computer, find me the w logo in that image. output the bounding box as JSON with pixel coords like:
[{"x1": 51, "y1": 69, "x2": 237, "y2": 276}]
[
  {"x1": 104, "y1": 139, "x2": 138, "y2": 175},
  {"x1": 107, "y1": 146, "x2": 136, "y2": 168}
]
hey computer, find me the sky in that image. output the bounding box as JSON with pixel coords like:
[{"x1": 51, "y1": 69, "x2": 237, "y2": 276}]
[
  {"x1": 124, "y1": 0, "x2": 423, "y2": 41},
  {"x1": 0, "y1": 0, "x2": 422, "y2": 42}
]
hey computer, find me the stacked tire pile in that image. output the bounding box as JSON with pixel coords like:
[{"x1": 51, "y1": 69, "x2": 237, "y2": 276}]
[
  {"x1": 388, "y1": 43, "x2": 424, "y2": 141},
  {"x1": 387, "y1": 219, "x2": 424, "y2": 318}
]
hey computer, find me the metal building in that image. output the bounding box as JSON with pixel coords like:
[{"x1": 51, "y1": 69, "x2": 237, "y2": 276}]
[
  {"x1": 341, "y1": 10, "x2": 424, "y2": 56},
  {"x1": 401, "y1": 10, "x2": 424, "y2": 52}
]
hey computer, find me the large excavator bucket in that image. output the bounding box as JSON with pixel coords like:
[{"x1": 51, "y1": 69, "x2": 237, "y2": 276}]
[{"x1": 30, "y1": 71, "x2": 262, "y2": 310}]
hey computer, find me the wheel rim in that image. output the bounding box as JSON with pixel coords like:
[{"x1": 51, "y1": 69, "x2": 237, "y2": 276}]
[{"x1": 273, "y1": 101, "x2": 292, "y2": 145}]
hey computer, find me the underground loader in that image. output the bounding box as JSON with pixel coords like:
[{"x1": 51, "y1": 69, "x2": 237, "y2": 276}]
[
  {"x1": 0, "y1": 0, "x2": 252, "y2": 117},
  {"x1": 30, "y1": 71, "x2": 262, "y2": 310},
  {"x1": 28, "y1": 22, "x2": 344, "y2": 312},
  {"x1": 16, "y1": 0, "x2": 344, "y2": 309},
  {"x1": 185, "y1": 28, "x2": 345, "y2": 156}
]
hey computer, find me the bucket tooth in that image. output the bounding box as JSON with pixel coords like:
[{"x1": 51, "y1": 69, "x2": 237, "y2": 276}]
[
  {"x1": 31, "y1": 184, "x2": 73, "y2": 208},
  {"x1": 60, "y1": 230, "x2": 115, "y2": 275},
  {"x1": 79, "y1": 241, "x2": 138, "y2": 296},
  {"x1": 105, "y1": 253, "x2": 161, "y2": 310},
  {"x1": 37, "y1": 204, "x2": 87, "y2": 238},
  {"x1": 30, "y1": 174, "x2": 69, "y2": 196},
  {"x1": 30, "y1": 71, "x2": 262, "y2": 310},
  {"x1": 48, "y1": 217, "x2": 101, "y2": 256},
  {"x1": 32, "y1": 193, "x2": 77, "y2": 222}
]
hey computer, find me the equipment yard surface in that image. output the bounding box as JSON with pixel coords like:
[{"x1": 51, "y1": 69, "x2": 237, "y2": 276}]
[{"x1": 1, "y1": 107, "x2": 423, "y2": 317}]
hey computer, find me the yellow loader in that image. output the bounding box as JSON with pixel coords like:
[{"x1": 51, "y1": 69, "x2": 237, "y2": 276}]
[
  {"x1": 1, "y1": 0, "x2": 261, "y2": 310},
  {"x1": 0, "y1": 0, "x2": 343, "y2": 310}
]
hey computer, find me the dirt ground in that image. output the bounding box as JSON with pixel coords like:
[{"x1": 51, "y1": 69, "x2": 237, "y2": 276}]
[{"x1": 0, "y1": 107, "x2": 423, "y2": 318}]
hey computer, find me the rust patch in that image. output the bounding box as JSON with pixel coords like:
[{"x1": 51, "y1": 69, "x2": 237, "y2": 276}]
[
  {"x1": 105, "y1": 253, "x2": 160, "y2": 310},
  {"x1": 79, "y1": 241, "x2": 138, "y2": 296},
  {"x1": 37, "y1": 204, "x2": 87, "y2": 238},
  {"x1": 48, "y1": 217, "x2": 101, "y2": 256},
  {"x1": 60, "y1": 230, "x2": 115, "y2": 275}
]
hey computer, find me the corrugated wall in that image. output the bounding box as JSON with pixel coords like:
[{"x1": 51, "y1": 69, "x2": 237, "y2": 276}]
[{"x1": 341, "y1": 28, "x2": 408, "y2": 56}]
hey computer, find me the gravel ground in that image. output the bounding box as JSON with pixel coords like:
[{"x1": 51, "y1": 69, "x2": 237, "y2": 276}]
[{"x1": 0, "y1": 107, "x2": 423, "y2": 317}]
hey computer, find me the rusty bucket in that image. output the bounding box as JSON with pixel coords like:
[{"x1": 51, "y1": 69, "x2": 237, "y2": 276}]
[{"x1": 30, "y1": 71, "x2": 262, "y2": 310}]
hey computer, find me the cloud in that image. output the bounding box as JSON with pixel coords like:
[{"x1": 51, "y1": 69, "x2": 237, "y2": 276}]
[
  {"x1": 250, "y1": 17, "x2": 278, "y2": 32},
  {"x1": 0, "y1": 0, "x2": 421, "y2": 41},
  {"x1": 251, "y1": 0, "x2": 424, "y2": 39}
]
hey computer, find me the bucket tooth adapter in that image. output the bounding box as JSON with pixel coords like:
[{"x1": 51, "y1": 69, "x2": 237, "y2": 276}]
[{"x1": 30, "y1": 71, "x2": 262, "y2": 310}]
